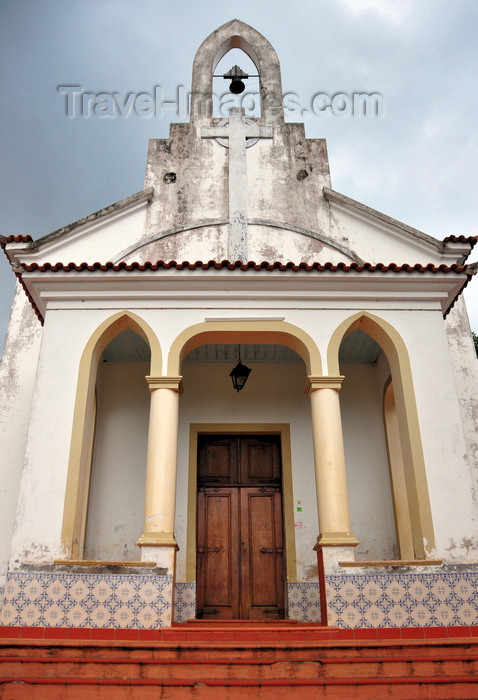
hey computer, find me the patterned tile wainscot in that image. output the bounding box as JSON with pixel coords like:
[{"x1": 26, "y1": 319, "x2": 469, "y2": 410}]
[
  {"x1": 174, "y1": 582, "x2": 196, "y2": 623},
  {"x1": 174, "y1": 582, "x2": 323, "y2": 623},
  {"x1": 0, "y1": 572, "x2": 173, "y2": 628},
  {"x1": 287, "y1": 582, "x2": 321, "y2": 622},
  {"x1": 326, "y1": 571, "x2": 478, "y2": 628}
]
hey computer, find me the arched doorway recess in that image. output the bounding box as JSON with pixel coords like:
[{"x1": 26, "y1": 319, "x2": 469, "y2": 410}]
[
  {"x1": 328, "y1": 313, "x2": 434, "y2": 560},
  {"x1": 61, "y1": 312, "x2": 161, "y2": 560},
  {"x1": 169, "y1": 321, "x2": 321, "y2": 620}
]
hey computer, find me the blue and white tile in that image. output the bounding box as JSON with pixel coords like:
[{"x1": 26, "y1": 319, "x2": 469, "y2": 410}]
[
  {"x1": 174, "y1": 582, "x2": 196, "y2": 622},
  {"x1": 0, "y1": 571, "x2": 173, "y2": 629},
  {"x1": 287, "y1": 582, "x2": 321, "y2": 622},
  {"x1": 325, "y1": 571, "x2": 478, "y2": 628}
]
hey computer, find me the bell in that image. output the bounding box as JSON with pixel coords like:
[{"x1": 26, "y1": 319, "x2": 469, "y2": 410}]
[
  {"x1": 229, "y1": 77, "x2": 246, "y2": 94},
  {"x1": 223, "y1": 65, "x2": 248, "y2": 95}
]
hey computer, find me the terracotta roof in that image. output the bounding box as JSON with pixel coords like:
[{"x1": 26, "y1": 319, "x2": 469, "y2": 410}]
[
  {"x1": 14, "y1": 258, "x2": 475, "y2": 325},
  {"x1": 0, "y1": 234, "x2": 33, "y2": 246},
  {"x1": 442, "y1": 235, "x2": 478, "y2": 247},
  {"x1": 16, "y1": 259, "x2": 475, "y2": 274}
]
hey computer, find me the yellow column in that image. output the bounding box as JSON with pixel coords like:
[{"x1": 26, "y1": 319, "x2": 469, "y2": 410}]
[
  {"x1": 137, "y1": 376, "x2": 182, "y2": 553},
  {"x1": 306, "y1": 376, "x2": 359, "y2": 549}
]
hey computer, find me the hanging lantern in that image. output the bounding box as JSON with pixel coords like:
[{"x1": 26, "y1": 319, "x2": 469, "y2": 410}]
[
  {"x1": 229, "y1": 346, "x2": 251, "y2": 392},
  {"x1": 229, "y1": 360, "x2": 251, "y2": 392}
]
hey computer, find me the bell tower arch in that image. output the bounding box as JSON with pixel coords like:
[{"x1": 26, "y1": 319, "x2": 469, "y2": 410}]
[{"x1": 191, "y1": 19, "x2": 284, "y2": 123}]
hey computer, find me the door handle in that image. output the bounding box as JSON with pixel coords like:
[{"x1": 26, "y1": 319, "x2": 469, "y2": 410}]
[
  {"x1": 197, "y1": 547, "x2": 221, "y2": 553},
  {"x1": 260, "y1": 547, "x2": 283, "y2": 554}
]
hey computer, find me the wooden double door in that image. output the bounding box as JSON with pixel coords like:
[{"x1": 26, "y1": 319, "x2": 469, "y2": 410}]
[{"x1": 196, "y1": 435, "x2": 285, "y2": 620}]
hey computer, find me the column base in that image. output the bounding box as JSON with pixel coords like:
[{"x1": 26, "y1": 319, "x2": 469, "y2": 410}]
[
  {"x1": 314, "y1": 531, "x2": 360, "y2": 548},
  {"x1": 136, "y1": 531, "x2": 178, "y2": 548},
  {"x1": 137, "y1": 534, "x2": 177, "y2": 577}
]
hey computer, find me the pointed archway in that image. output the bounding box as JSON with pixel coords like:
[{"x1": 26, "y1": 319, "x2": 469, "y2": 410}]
[
  {"x1": 327, "y1": 312, "x2": 434, "y2": 559},
  {"x1": 61, "y1": 312, "x2": 162, "y2": 560}
]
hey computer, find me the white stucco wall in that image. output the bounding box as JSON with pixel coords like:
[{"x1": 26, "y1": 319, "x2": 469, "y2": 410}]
[
  {"x1": 328, "y1": 203, "x2": 448, "y2": 266},
  {"x1": 340, "y1": 361, "x2": 398, "y2": 561},
  {"x1": 22, "y1": 203, "x2": 149, "y2": 266},
  {"x1": 404, "y1": 307, "x2": 478, "y2": 561},
  {"x1": 7, "y1": 308, "x2": 90, "y2": 567},
  {"x1": 444, "y1": 297, "x2": 478, "y2": 508},
  {"x1": 84, "y1": 361, "x2": 149, "y2": 561},
  {"x1": 0, "y1": 285, "x2": 43, "y2": 586}
]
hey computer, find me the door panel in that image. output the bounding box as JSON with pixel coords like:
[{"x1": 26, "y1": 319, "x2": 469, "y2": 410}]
[
  {"x1": 196, "y1": 488, "x2": 239, "y2": 619},
  {"x1": 241, "y1": 488, "x2": 284, "y2": 620},
  {"x1": 240, "y1": 437, "x2": 281, "y2": 485},
  {"x1": 198, "y1": 436, "x2": 238, "y2": 485},
  {"x1": 197, "y1": 435, "x2": 285, "y2": 620}
]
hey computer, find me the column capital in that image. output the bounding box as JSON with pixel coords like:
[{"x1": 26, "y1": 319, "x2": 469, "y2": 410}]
[
  {"x1": 146, "y1": 376, "x2": 183, "y2": 394},
  {"x1": 314, "y1": 532, "x2": 360, "y2": 549},
  {"x1": 305, "y1": 375, "x2": 345, "y2": 396}
]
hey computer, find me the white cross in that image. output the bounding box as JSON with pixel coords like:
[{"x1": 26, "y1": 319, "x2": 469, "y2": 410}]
[{"x1": 201, "y1": 107, "x2": 273, "y2": 261}]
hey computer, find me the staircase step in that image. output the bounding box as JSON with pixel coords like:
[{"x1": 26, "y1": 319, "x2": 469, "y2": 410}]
[
  {"x1": 1, "y1": 676, "x2": 478, "y2": 700},
  {"x1": 1, "y1": 653, "x2": 478, "y2": 680},
  {"x1": 1, "y1": 625, "x2": 478, "y2": 699}
]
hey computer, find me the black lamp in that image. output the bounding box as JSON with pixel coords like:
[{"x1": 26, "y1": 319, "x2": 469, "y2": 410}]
[{"x1": 229, "y1": 346, "x2": 251, "y2": 392}]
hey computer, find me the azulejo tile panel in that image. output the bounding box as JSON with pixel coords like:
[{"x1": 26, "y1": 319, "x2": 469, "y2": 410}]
[
  {"x1": 173, "y1": 582, "x2": 323, "y2": 623},
  {"x1": 287, "y1": 582, "x2": 322, "y2": 622},
  {"x1": 326, "y1": 571, "x2": 478, "y2": 628},
  {"x1": 3, "y1": 571, "x2": 477, "y2": 629},
  {"x1": 0, "y1": 572, "x2": 173, "y2": 628},
  {"x1": 174, "y1": 582, "x2": 196, "y2": 622}
]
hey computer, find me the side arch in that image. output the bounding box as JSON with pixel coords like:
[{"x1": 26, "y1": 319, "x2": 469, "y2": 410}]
[
  {"x1": 383, "y1": 379, "x2": 415, "y2": 559},
  {"x1": 167, "y1": 320, "x2": 322, "y2": 377},
  {"x1": 190, "y1": 19, "x2": 283, "y2": 123},
  {"x1": 60, "y1": 312, "x2": 162, "y2": 559},
  {"x1": 327, "y1": 312, "x2": 434, "y2": 558}
]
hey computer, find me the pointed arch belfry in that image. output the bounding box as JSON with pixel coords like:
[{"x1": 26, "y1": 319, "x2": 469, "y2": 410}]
[{"x1": 191, "y1": 19, "x2": 284, "y2": 123}]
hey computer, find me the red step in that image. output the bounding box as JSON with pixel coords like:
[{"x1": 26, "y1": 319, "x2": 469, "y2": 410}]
[{"x1": 1, "y1": 623, "x2": 478, "y2": 698}]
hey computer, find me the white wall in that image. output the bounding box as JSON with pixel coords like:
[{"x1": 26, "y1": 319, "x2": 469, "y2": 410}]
[
  {"x1": 444, "y1": 297, "x2": 478, "y2": 506},
  {"x1": 84, "y1": 361, "x2": 149, "y2": 561},
  {"x1": 23, "y1": 203, "x2": 149, "y2": 266},
  {"x1": 341, "y1": 361, "x2": 398, "y2": 561},
  {"x1": 404, "y1": 308, "x2": 478, "y2": 560},
  {"x1": 0, "y1": 286, "x2": 43, "y2": 585}
]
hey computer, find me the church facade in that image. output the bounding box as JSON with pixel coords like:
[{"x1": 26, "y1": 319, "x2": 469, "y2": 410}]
[{"x1": 1, "y1": 20, "x2": 477, "y2": 630}]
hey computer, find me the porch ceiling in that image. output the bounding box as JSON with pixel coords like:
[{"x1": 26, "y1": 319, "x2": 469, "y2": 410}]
[{"x1": 101, "y1": 329, "x2": 381, "y2": 364}]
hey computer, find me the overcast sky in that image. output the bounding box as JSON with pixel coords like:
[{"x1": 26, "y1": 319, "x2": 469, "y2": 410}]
[{"x1": 0, "y1": 0, "x2": 477, "y2": 354}]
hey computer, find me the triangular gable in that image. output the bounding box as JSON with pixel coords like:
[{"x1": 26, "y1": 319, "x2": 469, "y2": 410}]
[
  {"x1": 4, "y1": 188, "x2": 153, "y2": 267},
  {"x1": 324, "y1": 187, "x2": 474, "y2": 266}
]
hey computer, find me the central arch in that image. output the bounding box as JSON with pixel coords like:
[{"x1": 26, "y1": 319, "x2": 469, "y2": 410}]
[
  {"x1": 170, "y1": 319, "x2": 321, "y2": 620},
  {"x1": 167, "y1": 320, "x2": 322, "y2": 377}
]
